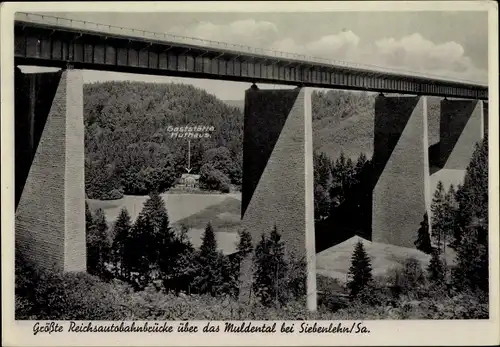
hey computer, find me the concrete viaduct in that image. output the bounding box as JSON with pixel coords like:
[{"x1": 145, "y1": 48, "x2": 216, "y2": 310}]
[{"x1": 14, "y1": 13, "x2": 489, "y2": 311}]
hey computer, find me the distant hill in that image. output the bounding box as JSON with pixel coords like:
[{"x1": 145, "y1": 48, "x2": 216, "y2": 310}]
[
  {"x1": 313, "y1": 95, "x2": 441, "y2": 160},
  {"x1": 227, "y1": 93, "x2": 442, "y2": 161}
]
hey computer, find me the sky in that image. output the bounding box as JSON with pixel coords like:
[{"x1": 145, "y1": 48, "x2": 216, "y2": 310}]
[{"x1": 20, "y1": 11, "x2": 489, "y2": 100}]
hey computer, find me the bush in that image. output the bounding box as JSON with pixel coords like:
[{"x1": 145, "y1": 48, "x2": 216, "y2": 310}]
[
  {"x1": 354, "y1": 284, "x2": 393, "y2": 307},
  {"x1": 385, "y1": 257, "x2": 427, "y2": 299},
  {"x1": 15, "y1": 255, "x2": 130, "y2": 320},
  {"x1": 32, "y1": 272, "x2": 129, "y2": 320},
  {"x1": 199, "y1": 163, "x2": 231, "y2": 193}
]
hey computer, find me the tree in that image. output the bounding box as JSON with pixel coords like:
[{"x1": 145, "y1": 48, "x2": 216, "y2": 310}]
[
  {"x1": 128, "y1": 214, "x2": 155, "y2": 289},
  {"x1": 452, "y1": 137, "x2": 488, "y2": 294},
  {"x1": 391, "y1": 257, "x2": 426, "y2": 294},
  {"x1": 139, "y1": 191, "x2": 174, "y2": 269},
  {"x1": 162, "y1": 225, "x2": 197, "y2": 294},
  {"x1": 453, "y1": 226, "x2": 488, "y2": 293},
  {"x1": 313, "y1": 151, "x2": 334, "y2": 220},
  {"x1": 86, "y1": 208, "x2": 112, "y2": 279},
  {"x1": 234, "y1": 229, "x2": 254, "y2": 271},
  {"x1": 427, "y1": 249, "x2": 445, "y2": 286},
  {"x1": 253, "y1": 226, "x2": 289, "y2": 307},
  {"x1": 220, "y1": 255, "x2": 240, "y2": 298},
  {"x1": 347, "y1": 240, "x2": 373, "y2": 299},
  {"x1": 431, "y1": 181, "x2": 446, "y2": 254},
  {"x1": 124, "y1": 192, "x2": 171, "y2": 289},
  {"x1": 111, "y1": 208, "x2": 132, "y2": 279},
  {"x1": 354, "y1": 152, "x2": 368, "y2": 180},
  {"x1": 330, "y1": 151, "x2": 359, "y2": 205},
  {"x1": 237, "y1": 230, "x2": 253, "y2": 257},
  {"x1": 459, "y1": 137, "x2": 488, "y2": 224},
  {"x1": 269, "y1": 225, "x2": 288, "y2": 306},
  {"x1": 194, "y1": 223, "x2": 223, "y2": 295},
  {"x1": 314, "y1": 184, "x2": 331, "y2": 220},
  {"x1": 403, "y1": 257, "x2": 426, "y2": 288},
  {"x1": 441, "y1": 184, "x2": 458, "y2": 265},
  {"x1": 452, "y1": 183, "x2": 467, "y2": 249},
  {"x1": 253, "y1": 234, "x2": 272, "y2": 306},
  {"x1": 415, "y1": 213, "x2": 433, "y2": 254},
  {"x1": 199, "y1": 163, "x2": 231, "y2": 193},
  {"x1": 314, "y1": 151, "x2": 332, "y2": 188},
  {"x1": 85, "y1": 202, "x2": 94, "y2": 231},
  {"x1": 202, "y1": 146, "x2": 234, "y2": 179}
]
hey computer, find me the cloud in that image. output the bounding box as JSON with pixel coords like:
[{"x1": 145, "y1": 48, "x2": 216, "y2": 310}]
[
  {"x1": 170, "y1": 19, "x2": 279, "y2": 48},
  {"x1": 369, "y1": 33, "x2": 484, "y2": 82},
  {"x1": 304, "y1": 31, "x2": 360, "y2": 58},
  {"x1": 168, "y1": 20, "x2": 487, "y2": 84}
]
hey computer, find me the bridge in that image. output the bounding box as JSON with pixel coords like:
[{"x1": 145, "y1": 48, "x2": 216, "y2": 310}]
[
  {"x1": 14, "y1": 12, "x2": 489, "y2": 312},
  {"x1": 15, "y1": 12, "x2": 487, "y2": 99}
]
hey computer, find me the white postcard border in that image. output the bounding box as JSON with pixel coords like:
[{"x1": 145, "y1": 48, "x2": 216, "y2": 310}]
[{"x1": 1, "y1": 1, "x2": 499, "y2": 346}]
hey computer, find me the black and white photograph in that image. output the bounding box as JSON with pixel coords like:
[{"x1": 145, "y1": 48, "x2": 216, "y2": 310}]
[{"x1": 2, "y1": 1, "x2": 499, "y2": 346}]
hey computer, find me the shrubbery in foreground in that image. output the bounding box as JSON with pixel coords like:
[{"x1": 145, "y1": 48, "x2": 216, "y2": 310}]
[{"x1": 16, "y1": 251, "x2": 487, "y2": 320}]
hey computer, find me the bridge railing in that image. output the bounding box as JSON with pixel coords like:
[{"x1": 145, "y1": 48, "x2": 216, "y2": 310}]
[{"x1": 15, "y1": 12, "x2": 485, "y2": 86}]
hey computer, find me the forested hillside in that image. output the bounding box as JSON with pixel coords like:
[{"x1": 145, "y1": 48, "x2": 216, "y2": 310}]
[
  {"x1": 313, "y1": 93, "x2": 441, "y2": 160},
  {"x1": 84, "y1": 82, "x2": 243, "y2": 199},
  {"x1": 84, "y1": 83, "x2": 441, "y2": 200}
]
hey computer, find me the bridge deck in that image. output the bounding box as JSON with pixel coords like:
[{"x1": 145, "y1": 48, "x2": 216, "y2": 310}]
[{"x1": 14, "y1": 12, "x2": 488, "y2": 99}]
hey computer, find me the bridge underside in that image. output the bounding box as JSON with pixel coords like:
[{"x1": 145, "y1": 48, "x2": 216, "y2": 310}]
[{"x1": 14, "y1": 66, "x2": 487, "y2": 311}]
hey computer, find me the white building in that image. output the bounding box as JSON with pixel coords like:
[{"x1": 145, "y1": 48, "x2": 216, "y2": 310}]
[{"x1": 180, "y1": 173, "x2": 200, "y2": 188}]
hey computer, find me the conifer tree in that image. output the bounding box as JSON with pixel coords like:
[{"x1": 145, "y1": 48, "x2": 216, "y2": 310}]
[
  {"x1": 141, "y1": 191, "x2": 169, "y2": 231},
  {"x1": 442, "y1": 184, "x2": 458, "y2": 265},
  {"x1": 128, "y1": 214, "x2": 155, "y2": 289},
  {"x1": 415, "y1": 213, "x2": 433, "y2": 254},
  {"x1": 86, "y1": 208, "x2": 112, "y2": 279},
  {"x1": 354, "y1": 152, "x2": 369, "y2": 185},
  {"x1": 347, "y1": 240, "x2": 373, "y2": 299},
  {"x1": 355, "y1": 152, "x2": 368, "y2": 176},
  {"x1": 314, "y1": 184, "x2": 331, "y2": 220},
  {"x1": 235, "y1": 229, "x2": 253, "y2": 272},
  {"x1": 427, "y1": 249, "x2": 445, "y2": 286},
  {"x1": 111, "y1": 208, "x2": 132, "y2": 279},
  {"x1": 237, "y1": 229, "x2": 253, "y2": 257},
  {"x1": 269, "y1": 225, "x2": 288, "y2": 305},
  {"x1": 163, "y1": 225, "x2": 196, "y2": 294},
  {"x1": 453, "y1": 226, "x2": 487, "y2": 292},
  {"x1": 345, "y1": 157, "x2": 356, "y2": 189},
  {"x1": 233, "y1": 229, "x2": 254, "y2": 299},
  {"x1": 221, "y1": 254, "x2": 240, "y2": 298},
  {"x1": 85, "y1": 202, "x2": 94, "y2": 231},
  {"x1": 314, "y1": 151, "x2": 333, "y2": 188},
  {"x1": 194, "y1": 222, "x2": 223, "y2": 295},
  {"x1": 331, "y1": 152, "x2": 347, "y2": 200},
  {"x1": 460, "y1": 137, "x2": 488, "y2": 224},
  {"x1": 156, "y1": 212, "x2": 178, "y2": 282},
  {"x1": 253, "y1": 233, "x2": 272, "y2": 306},
  {"x1": 452, "y1": 183, "x2": 466, "y2": 249},
  {"x1": 135, "y1": 191, "x2": 174, "y2": 280},
  {"x1": 452, "y1": 137, "x2": 488, "y2": 294},
  {"x1": 431, "y1": 181, "x2": 446, "y2": 254},
  {"x1": 253, "y1": 226, "x2": 289, "y2": 307}
]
